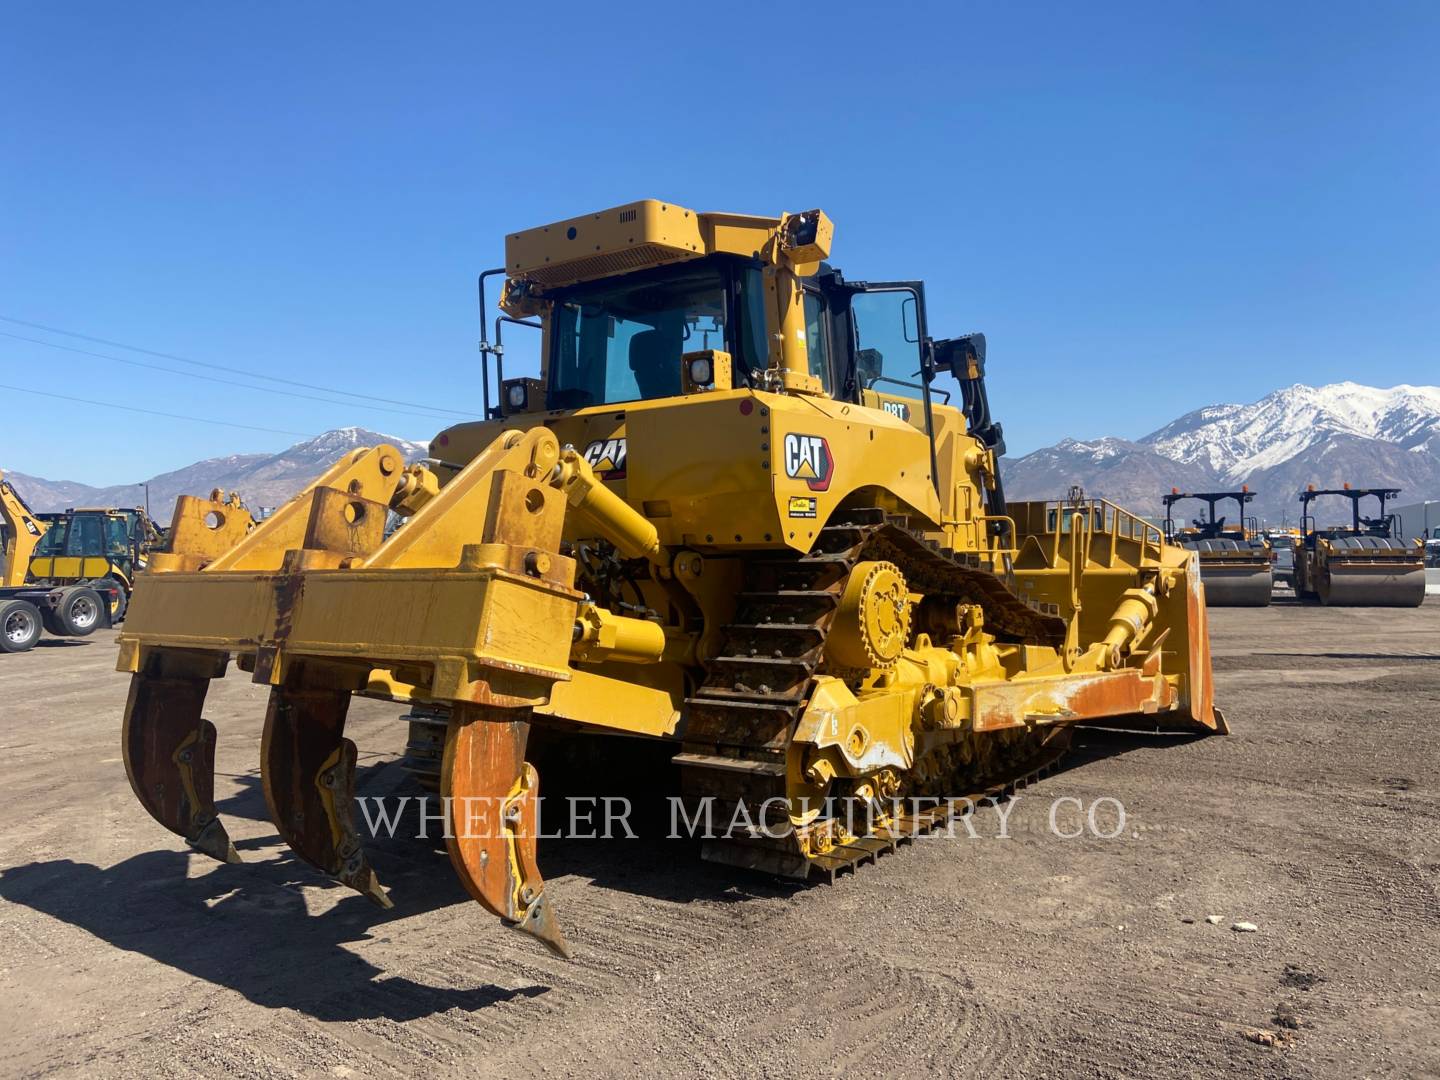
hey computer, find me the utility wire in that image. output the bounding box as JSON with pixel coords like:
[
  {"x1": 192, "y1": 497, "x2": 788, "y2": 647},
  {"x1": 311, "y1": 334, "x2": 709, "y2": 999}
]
[
  {"x1": 0, "y1": 314, "x2": 480, "y2": 419},
  {"x1": 0, "y1": 382, "x2": 311, "y2": 437},
  {"x1": 0, "y1": 330, "x2": 462, "y2": 423}
]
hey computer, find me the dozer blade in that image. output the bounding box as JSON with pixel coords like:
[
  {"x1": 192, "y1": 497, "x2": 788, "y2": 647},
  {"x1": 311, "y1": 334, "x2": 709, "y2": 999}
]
[
  {"x1": 261, "y1": 684, "x2": 392, "y2": 907},
  {"x1": 121, "y1": 673, "x2": 241, "y2": 864},
  {"x1": 442, "y1": 704, "x2": 571, "y2": 959}
]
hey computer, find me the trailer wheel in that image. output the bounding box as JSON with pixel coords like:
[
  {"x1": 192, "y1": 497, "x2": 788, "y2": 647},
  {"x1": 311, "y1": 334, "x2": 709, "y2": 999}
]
[
  {"x1": 95, "y1": 577, "x2": 128, "y2": 623},
  {"x1": 56, "y1": 586, "x2": 104, "y2": 636},
  {"x1": 41, "y1": 607, "x2": 66, "y2": 636},
  {"x1": 0, "y1": 600, "x2": 42, "y2": 653}
]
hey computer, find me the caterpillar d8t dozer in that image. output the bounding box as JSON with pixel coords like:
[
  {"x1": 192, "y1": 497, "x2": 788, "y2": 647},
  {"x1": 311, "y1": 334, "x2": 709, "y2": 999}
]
[
  {"x1": 116, "y1": 200, "x2": 1225, "y2": 958},
  {"x1": 1294, "y1": 485, "x2": 1426, "y2": 606},
  {"x1": 1161, "y1": 488, "x2": 1273, "y2": 606}
]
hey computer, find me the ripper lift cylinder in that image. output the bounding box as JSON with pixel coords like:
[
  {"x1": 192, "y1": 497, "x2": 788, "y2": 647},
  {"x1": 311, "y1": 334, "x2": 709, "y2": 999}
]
[{"x1": 553, "y1": 449, "x2": 662, "y2": 563}]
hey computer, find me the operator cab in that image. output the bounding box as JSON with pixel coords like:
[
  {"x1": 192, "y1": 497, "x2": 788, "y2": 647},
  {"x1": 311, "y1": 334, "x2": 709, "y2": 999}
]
[
  {"x1": 474, "y1": 200, "x2": 1006, "y2": 524},
  {"x1": 1299, "y1": 487, "x2": 1404, "y2": 548},
  {"x1": 545, "y1": 258, "x2": 768, "y2": 410},
  {"x1": 528, "y1": 255, "x2": 943, "y2": 420}
]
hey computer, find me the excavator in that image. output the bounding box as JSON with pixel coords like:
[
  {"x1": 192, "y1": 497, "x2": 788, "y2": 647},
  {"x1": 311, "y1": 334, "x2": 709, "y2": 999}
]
[
  {"x1": 1293, "y1": 485, "x2": 1426, "y2": 606},
  {"x1": 115, "y1": 200, "x2": 1226, "y2": 958},
  {"x1": 1161, "y1": 488, "x2": 1273, "y2": 606}
]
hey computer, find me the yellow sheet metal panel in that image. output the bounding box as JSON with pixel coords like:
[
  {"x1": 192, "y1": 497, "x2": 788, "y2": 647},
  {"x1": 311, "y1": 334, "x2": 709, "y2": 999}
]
[
  {"x1": 119, "y1": 565, "x2": 581, "y2": 698},
  {"x1": 699, "y1": 212, "x2": 781, "y2": 259},
  {"x1": 430, "y1": 390, "x2": 945, "y2": 554},
  {"x1": 506, "y1": 200, "x2": 708, "y2": 287},
  {"x1": 537, "y1": 669, "x2": 680, "y2": 737},
  {"x1": 117, "y1": 572, "x2": 280, "y2": 662},
  {"x1": 283, "y1": 569, "x2": 578, "y2": 682}
]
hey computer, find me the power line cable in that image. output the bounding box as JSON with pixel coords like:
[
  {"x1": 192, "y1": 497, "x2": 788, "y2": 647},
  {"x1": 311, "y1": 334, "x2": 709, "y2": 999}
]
[
  {"x1": 0, "y1": 381, "x2": 312, "y2": 437},
  {"x1": 0, "y1": 314, "x2": 480, "y2": 418},
  {"x1": 0, "y1": 330, "x2": 462, "y2": 422}
]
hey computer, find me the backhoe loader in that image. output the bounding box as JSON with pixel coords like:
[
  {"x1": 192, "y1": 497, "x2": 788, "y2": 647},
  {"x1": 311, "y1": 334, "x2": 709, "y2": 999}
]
[
  {"x1": 26, "y1": 504, "x2": 164, "y2": 623},
  {"x1": 116, "y1": 200, "x2": 1225, "y2": 958},
  {"x1": 1293, "y1": 486, "x2": 1425, "y2": 606},
  {"x1": 1161, "y1": 488, "x2": 1272, "y2": 606},
  {"x1": 1, "y1": 471, "x2": 117, "y2": 652}
]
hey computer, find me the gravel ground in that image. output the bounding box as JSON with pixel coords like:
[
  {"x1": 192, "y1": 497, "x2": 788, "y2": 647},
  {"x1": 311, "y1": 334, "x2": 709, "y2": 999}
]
[{"x1": 0, "y1": 599, "x2": 1436, "y2": 1079}]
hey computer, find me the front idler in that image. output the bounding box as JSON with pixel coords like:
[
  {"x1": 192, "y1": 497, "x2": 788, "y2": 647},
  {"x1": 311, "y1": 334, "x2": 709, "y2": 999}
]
[
  {"x1": 261, "y1": 683, "x2": 391, "y2": 907},
  {"x1": 121, "y1": 673, "x2": 240, "y2": 864},
  {"x1": 443, "y1": 704, "x2": 571, "y2": 958}
]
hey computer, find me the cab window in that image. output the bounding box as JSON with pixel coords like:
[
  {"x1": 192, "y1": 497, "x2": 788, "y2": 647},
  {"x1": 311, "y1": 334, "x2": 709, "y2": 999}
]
[
  {"x1": 549, "y1": 266, "x2": 729, "y2": 408},
  {"x1": 802, "y1": 290, "x2": 831, "y2": 391},
  {"x1": 70, "y1": 515, "x2": 103, "y2": 556},
  {"x1": 35, "y1": 521, "x2": 67, "y2": 556},
  {"x1": 851, "y1": 290, "x2": 924, "y2": 401},
  {"x1": 105, "y1": 516, "x2": 129, "y2": 555}
]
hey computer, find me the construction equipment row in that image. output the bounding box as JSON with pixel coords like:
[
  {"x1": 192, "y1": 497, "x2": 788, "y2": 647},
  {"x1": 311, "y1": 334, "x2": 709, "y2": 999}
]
[{"x1": 1162, "y1": 485, "x2": 1425, "y2": 608}]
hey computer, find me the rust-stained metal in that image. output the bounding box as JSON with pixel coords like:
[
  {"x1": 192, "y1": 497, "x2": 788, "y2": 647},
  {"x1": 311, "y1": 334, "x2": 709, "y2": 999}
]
[
  {"x1": 261, "y1": 682, "x2": 391, "y2": 907},
  {"x1": 121, "y1": 673, "x2": 239, "y2": 864},
  {"x1": 150, "y1": 490, "x2": 256, "y2": 573},
  {"x1": 442, "y1": 705, "x2": 571, "y2": 958}
]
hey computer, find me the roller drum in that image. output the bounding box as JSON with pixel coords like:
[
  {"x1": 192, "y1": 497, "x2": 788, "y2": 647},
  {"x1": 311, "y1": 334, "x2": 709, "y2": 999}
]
[
  {"x1": 1199, "y1": 565, "x2": 1273, "y2": 607},
  {"x1": 1318, "y1": 566, "x2": 1426, "y2": 607},
  {"x1": 1192, "y1": 540, "x2": 1272, "y2": 607}
]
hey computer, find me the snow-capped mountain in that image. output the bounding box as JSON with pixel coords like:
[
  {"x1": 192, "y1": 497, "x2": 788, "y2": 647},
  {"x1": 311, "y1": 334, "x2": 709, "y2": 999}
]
[
  {"x1": 1006, "y1": 382, "x2": 1440, "y2": 522},
  {"x1": 1001, "y1": 437, "x2": 1222, "y2": 513},
  {"x1": 8, "y1": 428, "x2": 429, "y2": 514},
  {"x1": 1143, "y1": 382, "x2": 1440, "y2": 483}
]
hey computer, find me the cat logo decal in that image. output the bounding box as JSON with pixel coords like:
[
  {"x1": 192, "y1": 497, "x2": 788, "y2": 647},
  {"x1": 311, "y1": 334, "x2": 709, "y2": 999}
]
[
  {"x1": 783, "y1": 433, "x2": 833, "y2": 492},
  {"x1": 582, "y1": 437, "x2": 627, "y2": 479}
]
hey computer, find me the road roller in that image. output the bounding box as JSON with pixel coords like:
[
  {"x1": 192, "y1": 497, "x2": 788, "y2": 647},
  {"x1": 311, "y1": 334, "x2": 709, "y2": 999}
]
[
  {"x1": 1293, "y1": 486, "x2": 1426, "y2": 607},
  {"x1": 1162, "y1": 488, "x2": 1273, "y2": 606}
]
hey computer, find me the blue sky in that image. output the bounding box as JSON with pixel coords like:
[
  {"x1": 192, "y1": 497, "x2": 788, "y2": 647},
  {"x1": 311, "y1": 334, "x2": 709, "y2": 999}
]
[{"x1": 2, "y1": 1, "x2": 1437, "y2": 484}]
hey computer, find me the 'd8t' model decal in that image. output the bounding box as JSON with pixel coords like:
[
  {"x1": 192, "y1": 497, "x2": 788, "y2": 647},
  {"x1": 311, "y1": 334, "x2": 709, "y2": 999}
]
[{"x1": 783, "y1": 433, "x2": 833, "y2": 492}]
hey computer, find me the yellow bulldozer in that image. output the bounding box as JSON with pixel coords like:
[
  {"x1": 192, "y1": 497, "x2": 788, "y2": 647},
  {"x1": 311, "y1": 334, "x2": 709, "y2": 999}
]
[
  {"x1": 115, "y1": 200, "x2": 1225, "y2": 957},
  {"x1": 1293, "y1": 485, "x2": 1426, "y2": 606},
  {"x1": 1161, "y1": 487, "x2": 1273, "y2": 606}
]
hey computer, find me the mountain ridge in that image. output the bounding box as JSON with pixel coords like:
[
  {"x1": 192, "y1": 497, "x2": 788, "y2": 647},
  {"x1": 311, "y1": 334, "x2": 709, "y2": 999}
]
[
  {"x1": 1006, "y1": 381, "x2": 1440, "y2": 521},
  {"x1": 7, "y1": 428, "x2": 429, "y2": 515},
  {"x1": 8, "y1": 382, "x2": 1439, "y2": 527}
]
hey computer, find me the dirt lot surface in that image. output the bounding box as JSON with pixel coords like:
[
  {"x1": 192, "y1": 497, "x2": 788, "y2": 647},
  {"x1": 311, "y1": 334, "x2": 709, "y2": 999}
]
[{"x1": 1, "y1": 601, "x2": 1437, "y2": 1079}]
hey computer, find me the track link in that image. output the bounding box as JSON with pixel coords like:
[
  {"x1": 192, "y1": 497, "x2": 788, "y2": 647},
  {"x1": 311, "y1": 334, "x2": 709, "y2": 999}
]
[{"x1": 677, "y1": 509, "x2": 1069, "y2": 880}]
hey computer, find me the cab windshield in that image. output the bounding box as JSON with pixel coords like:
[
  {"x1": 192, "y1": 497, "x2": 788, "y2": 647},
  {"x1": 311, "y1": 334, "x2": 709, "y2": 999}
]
[
  {"x1": 548, "y1": 266, "x2": 731, "y2": 409},
  {"x1": 34, "y1": 520, "x2": 68, "y2": 556}
]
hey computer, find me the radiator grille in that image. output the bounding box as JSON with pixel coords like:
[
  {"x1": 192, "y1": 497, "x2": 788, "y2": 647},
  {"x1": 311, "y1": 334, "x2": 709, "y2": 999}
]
[{"x1": 526, "y1": 244, "x2": 695, "y2": 286}]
